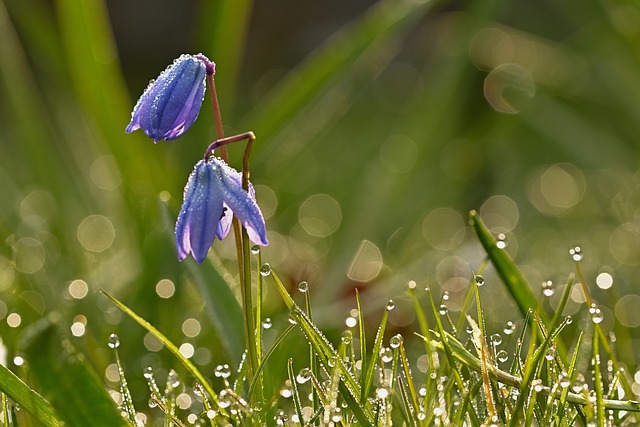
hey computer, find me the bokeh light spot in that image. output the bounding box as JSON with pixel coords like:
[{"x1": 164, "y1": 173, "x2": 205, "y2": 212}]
[
  {"x1": 254, "y1": 185, "x2": 278, "y2": 220},
  {"x1": 179, "y1": 343, "x2": 194, "y2": 359},
  {"x1": 596, "y1": 272, "x2": 613, "y2": 290},
  {"x1": 182, "y1": 318, "x2": 201, "y2": 338},
  {"x1": 527, "y1": 164, "x2": 585, "y2": 217},
  {"x1": 0, "y1": 257, "x2": 15, "y2": 292},
  {"x1": 347, "y1": 240, "x2": 383, "y2": 283},
  {"x1": 69, "y1": 279, "x2": 89, "y2": 299},
  {"x1": 144, "y1": 332, "x2": 164, "y2": 352},
  {"x1": 299, "y1": 194, "x2": 342, "y2": 237},
  {"x1": 480, "y1": 195, "x2": 519, "y2": 233},
  {"x1": 615, "y1": 295, "x2": 640, "y2": 327},
  {"x1": 422, "y1": 208, "x2": 465, "y2": 250},
  {"x1": 77, "y1": 215, "x2": 115, "y2": 252},
  {"x1": 6, "y1": 313, "x2": 21, "y2": 328},
  {"x1": 90, "y1": 155, "x2": 122, "y2": 191},
  {"x1": 155, "y1": 279, "x2": 175, "y2": 299},
  {"x1": 484, "y1": 63, "x2": 535, "y2": 114},
  {"x1": 379, "y1": 135, "x2": 418, "y2": 173},
  {"x1": 13, "y1": 238, "x2": 45, "y2": 273}
]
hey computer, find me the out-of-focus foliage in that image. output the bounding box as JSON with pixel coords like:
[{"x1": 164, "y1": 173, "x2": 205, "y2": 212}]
[{"x1": 2, "y1": 0, "x2": 640, "y2": 420}]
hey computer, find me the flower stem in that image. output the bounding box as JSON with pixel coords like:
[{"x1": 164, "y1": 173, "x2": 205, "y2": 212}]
[{"x1": 206, "y1": 74, "x2": 258, "y2": 387}]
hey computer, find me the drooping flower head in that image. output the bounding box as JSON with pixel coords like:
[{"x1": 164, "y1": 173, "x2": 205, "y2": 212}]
[
  {"x1": 125, "y1": 54, "x2": 214, "y2": 143},
  {"x1": 175, "y1": 157, "x2": 268, "y2": 263}
]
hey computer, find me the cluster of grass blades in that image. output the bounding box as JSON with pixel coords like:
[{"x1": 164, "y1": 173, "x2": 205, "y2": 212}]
[{"x1": 5, "y1": 211, "x2": 639, "y2": 426}]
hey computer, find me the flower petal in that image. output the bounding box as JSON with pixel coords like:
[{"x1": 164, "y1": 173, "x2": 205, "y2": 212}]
[
  {"x1": 175, "y1": 160, "x2": 224, "y2": 263},
  {"x1": 126, "y1": 54, "x2": 207, "y2": 142},
  {"x1": 215, "y1": 204, "x2": 233, "y2": 240},
  {"x1": 211, "y1": 158, "x2": 269, "y2": 246}
]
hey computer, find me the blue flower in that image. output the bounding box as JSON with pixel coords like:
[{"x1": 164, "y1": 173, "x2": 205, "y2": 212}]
[
  {"x1": 125, "y1": 54, "x2": 213, "y2": 142},
  {"x1": 175, "y1": 157, "x2": 268, "y2": 263}
]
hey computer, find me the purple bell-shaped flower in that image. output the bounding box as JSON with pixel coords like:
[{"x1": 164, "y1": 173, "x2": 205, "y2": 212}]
[
  {"x1": 175, "y1": 157, "x2": 268, "y2": 263},
  {"x1": 125, "y1": 54, "x2": 214, "y2": 142}
]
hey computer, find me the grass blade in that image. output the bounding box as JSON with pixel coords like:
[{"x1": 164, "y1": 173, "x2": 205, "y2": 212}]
[
  {"x1": 101, "y1": 290, "x2": 225, "y2": 415},
  {"x1": 0, "y1": 362, "x2": 63, "y2": 426},
  {"x1": 20, "y1": 314, "x2": 130, "y2": 427}
]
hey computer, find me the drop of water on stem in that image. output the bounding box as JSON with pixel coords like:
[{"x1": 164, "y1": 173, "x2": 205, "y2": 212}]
[
  {"x1": 569, "y1": 246, "x2": 583, "y2": 261},
  {"x1": 474, "y1": 275, "x2": 485, "y2": 286},
  {"x1": 260, "y1": 263, "x2": 271, "y2": 276},
  {"x1": 262, "y1": 318, "x2": 272, "y2": 329},
  {"x1": 108, "y1": 333, "x2": 120, "y2": 349},
  {"x1": 386, "y1": 300, "x2": 395, "y2": 311},
  {"x1": 542, "y1": 280, "x2": 555, "y2": 297},
  {"x1": 251, "y1": 245, "x2": 260, "y2": 255},
  {"x1": 389, "y1": 334, "x2": 403, "y2": 349},
  {"x1": 298, "y1": 281, "x2": 309, "y2": 293}
]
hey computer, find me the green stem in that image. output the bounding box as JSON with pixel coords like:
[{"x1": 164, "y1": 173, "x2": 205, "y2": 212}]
[{"x1": 206, "y1": 74, "x2": 258, "y2": 387}]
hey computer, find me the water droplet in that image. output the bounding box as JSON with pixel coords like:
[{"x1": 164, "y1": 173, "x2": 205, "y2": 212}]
[
  {"x1": 288, "y1": 315, "x2": 297, "y2": 325},
  {"x1": 503, "y1": 321, "x2": 516, "y2": 335},
  {"x1": 341, "y1": 330, "x2": 353, "y2": 345},
  {"x1": 143, "y1": 366, "x2": 154, "y2": 379},
  {"x1": 262, "y1": 317, "x2": 272, "y2": 329},
  {"x1": 490, "y1": 334, "x2": 502, "y2": 346},
  {"x1": 386, "y1": 300, "x2": 395, "y2": 311},
  {"x1": 148, "y1": 398, "x2": 158, "y2": 408},
  {"x1": 542, "y1": 280, "x2": 555, "y2": 297},
  {"x1": 466, "y1": 325, "x2": 474, "y2": 334},
  {"x1": 251, "y1": 245, "x2": 260, "y2": 255},
  {"x1": 545, "y1": 347, "x2": 557, "y2": 361},
  {"x1": 108, "y1": 333, "x2": 120, "y2": 349},
  {"x1": 380, "y1": 347, "x2": 393, "y2": 363},
  {"x1": 474, "y1": 275, "x2": 485, "y2": 286},
  {"x1": 407, "y1": 280, "x2": 416, "y2": 289},
  {"x1": 439, "y1": 304, "x2": 448, "y2": 315},
  {"x1": 559, "y1": 372, "x2": 571, "y2": 388},
  {"x1": 569, "y1": 246, "x2": 583, "y2": 261},
  {"x1": 389, "y1": 334, "x2": 403, "y2": 349},
  {"x1": 496, "y1": 350, "x2": 509, "y2": 363},
  {"x1": 214, "y1": 364, "x2": 231, "y2": 379},
  {"x1": 565, "y1": 315, "x2": 573, "y2": 325},
  {"x1": 296, "y1": 368, "x2": 311, "y2": 384},
  {"x1": 376, "y1": 386, "x2": 390, "y2": 399},
  {"x1": 496, "y1": 233, "x2": 507, "y2": 249},
  {"x1": 589, "y1": 303, "x2": 603, "y2": 324},
  {"x1": 298, "y1": 281, "x2": 309, "y2": 293},
  {"x1": 167, "y1": 370, "x2": 180, "y2": 388},
  {"x1": 260, "y1": 263, "x2": 271, "y2": 276},
  {"x1": 442, "y1": 291, "x2": 450, "y2": 301}
]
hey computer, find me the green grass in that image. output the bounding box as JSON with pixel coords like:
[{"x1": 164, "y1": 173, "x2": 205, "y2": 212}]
[{"x1": 2, "y1": 0, "x2": 640, "y2": 425}]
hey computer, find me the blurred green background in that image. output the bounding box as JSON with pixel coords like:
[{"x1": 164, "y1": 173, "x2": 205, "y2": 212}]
[{"x1": 2, "y1": 0, "x2": 640, "y2": 408}]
